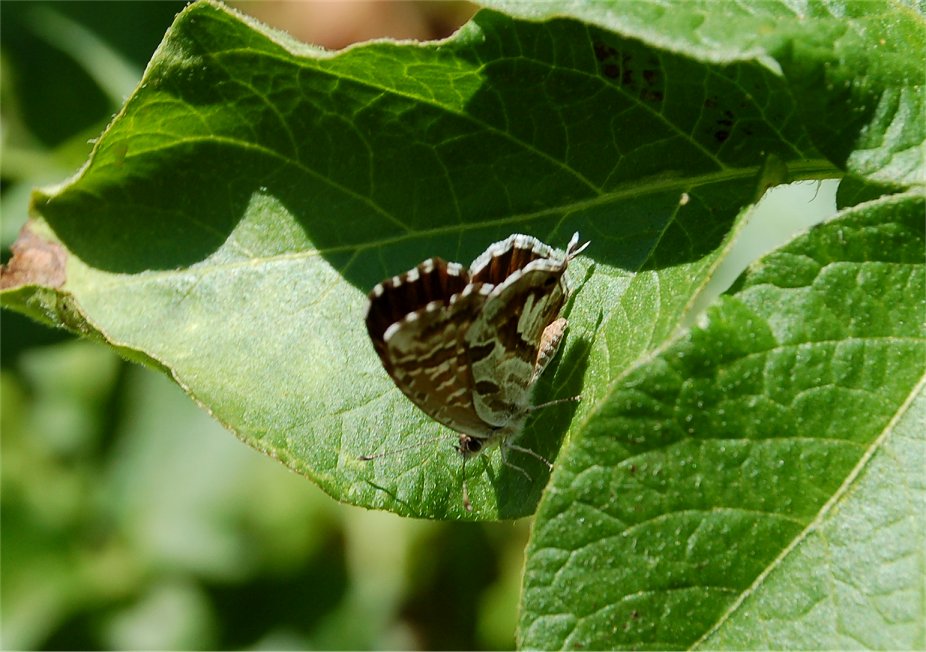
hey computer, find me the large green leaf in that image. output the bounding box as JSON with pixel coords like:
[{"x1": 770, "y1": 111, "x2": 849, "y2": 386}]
[
  {"x1": 518, "y1": 192, "x2": 925, "y2": 648},
  {"x1": 0, "y1": 1, "x2": 809, "y2": 518},
  {"x1": 1, "y1": 0, "x2": 921, "y2": 537},
  {"x1": 494, "y1": 0, "x2": 925, "y2": 186},
  {"x1": 2, "y1": 0, "x2": 923, "y2": 647}
]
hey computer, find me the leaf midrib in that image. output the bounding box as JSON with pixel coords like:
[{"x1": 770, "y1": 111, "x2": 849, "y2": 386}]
[
  {"x1": 690, "y1": 372, "x2": 926, "y2": 648},
  {"x1": 59, "y1": 160, "x2": 836, "y2": 297}
]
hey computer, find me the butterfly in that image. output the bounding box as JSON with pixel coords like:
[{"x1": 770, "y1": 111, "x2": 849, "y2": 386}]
[{"x1": 363, "y1": 232, "x2": 589, "y2": 509}]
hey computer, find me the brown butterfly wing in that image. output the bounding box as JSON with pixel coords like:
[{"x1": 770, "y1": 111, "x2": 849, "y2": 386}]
[
  {"x1": 469, "y1": 234, "x2": 558, "y2": 285},
  {"x1": 366, "y1": 258, "x2": 495, "y2": 437}
]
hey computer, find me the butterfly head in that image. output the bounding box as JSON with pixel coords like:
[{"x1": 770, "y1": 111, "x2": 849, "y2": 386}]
[{"x1": 456, "y1": 433, "x2": 486, "y2": 458}]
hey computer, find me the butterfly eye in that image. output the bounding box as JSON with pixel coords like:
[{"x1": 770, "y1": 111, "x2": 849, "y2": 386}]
[
  {"x1": 467, "y1": 439, "x2": 482, "y2": 452},
  {"x1": 543, "y1": 275, "x2": 557, "y2": 288}
]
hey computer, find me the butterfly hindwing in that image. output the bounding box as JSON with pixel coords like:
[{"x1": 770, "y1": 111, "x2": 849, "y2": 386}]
[
  {"x1": 466, "y1": 252, "x2": 571, "y2": 429},
  {"x1": 366, "y1": 258, "x2": 494, "y2": 437},
  {"x1": 366, "y1": 256, "x2": 468, "y2": 353},
  {"x1": 469, "y1": 234, "x2": 558, "y2": 285}
]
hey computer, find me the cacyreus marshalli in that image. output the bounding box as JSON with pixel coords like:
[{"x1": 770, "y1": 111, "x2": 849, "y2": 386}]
[{"x1": 363, "y1": 232, "x2": 589, "y2": 510}]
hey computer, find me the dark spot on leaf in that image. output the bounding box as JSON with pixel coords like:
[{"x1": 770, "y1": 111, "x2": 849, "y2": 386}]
[
  {"x1": 603, "y1": 63, "x2": 619, "y2": 78},
  {"x1": 593, "y1": 42, "x2": 616, "y2": 61},
  {"x1": 714, "y1": 130, "x2": 730, "y2": 142},
  {"x1": 642, "y1": 69, "x2": 658, "y2": 86}
]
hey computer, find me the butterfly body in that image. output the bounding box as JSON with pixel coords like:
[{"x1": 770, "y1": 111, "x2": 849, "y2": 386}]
[{"x1": 365, "y1": 233, "x2": 588, "y2": 460}]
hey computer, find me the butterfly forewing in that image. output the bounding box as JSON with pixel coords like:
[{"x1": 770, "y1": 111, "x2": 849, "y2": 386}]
[{"x1": 466, "y1": 257, "x2": 571, "y2": 427}]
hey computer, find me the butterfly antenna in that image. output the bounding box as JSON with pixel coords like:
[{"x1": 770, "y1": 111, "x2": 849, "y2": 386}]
[
  {"x1": 461, "y1": 455, "x2": 472, "y2": 512},
  {"x1": 566, "y1": 232, "x2": 591, "y2": 260},
  {"x1": 357, "y1": 434, "x2": 445, "y2": 461}
]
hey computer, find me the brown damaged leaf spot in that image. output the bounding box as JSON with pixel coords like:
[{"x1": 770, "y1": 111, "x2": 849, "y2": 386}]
[{"x1": 0, "y1": 225, "x2": 67, "y2": 290}]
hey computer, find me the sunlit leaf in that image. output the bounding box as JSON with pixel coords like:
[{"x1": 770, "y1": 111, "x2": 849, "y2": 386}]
[{"x1": 519, "y1": 193, "x2": 925, "y2": 649}]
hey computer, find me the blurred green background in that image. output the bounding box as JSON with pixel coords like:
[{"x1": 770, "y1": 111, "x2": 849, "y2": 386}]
[
  {"x1": 1, "y1": 3, "x2": 526, "y2": 649},
  {"x1": 0, "y1": 3, "x2": 837, "y2": 649}
]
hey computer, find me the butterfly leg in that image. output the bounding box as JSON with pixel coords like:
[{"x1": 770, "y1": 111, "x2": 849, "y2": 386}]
[
  {"x1": 461, "y1": 454, "x2": 473, "y2": 512},
  {"x1": 532, "y1": 317, "x2": 567, "y2": 383},
  {"x1": 505, "y1": 441, "x2": 553, "y2": 470},
  {"x1": 499, "y1": 442, "x2": 533, "y2": 482}
]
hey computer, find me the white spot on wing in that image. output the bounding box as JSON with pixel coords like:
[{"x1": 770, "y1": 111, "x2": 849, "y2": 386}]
[{"x1": 383, "y1": 322, "x2": 402, "y2": 342}]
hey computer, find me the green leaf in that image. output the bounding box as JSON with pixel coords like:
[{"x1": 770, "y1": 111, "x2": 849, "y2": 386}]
[
  {"x1": 0, "y1": 0, "x2": 921, "y2": 527},
  {"x1": 518, "y1": 192, "x2": 925, "y2": 649},
  {"x1": 489, "y1": 0, "x2": 926, "y2": 186},
  {"x1": 701, "y1": 378, "x2": 925, "y2": 648}
]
